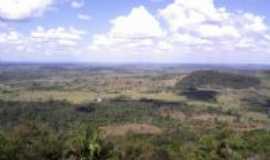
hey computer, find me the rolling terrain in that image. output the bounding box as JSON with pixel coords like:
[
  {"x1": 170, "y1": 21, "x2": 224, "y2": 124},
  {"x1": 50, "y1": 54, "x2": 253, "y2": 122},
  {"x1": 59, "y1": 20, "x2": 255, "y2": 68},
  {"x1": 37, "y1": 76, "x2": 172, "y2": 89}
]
[{"x1": 0, "y1": 63, "x2": 270, "y2": 160}]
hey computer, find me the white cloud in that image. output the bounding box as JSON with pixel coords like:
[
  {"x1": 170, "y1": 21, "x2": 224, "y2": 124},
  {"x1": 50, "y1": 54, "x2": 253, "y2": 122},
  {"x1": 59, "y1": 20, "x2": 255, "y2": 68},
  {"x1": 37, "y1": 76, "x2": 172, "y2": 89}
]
[
  {"x1": 235, "y1": 37, "x2": 254, "y2": 49},
  {"x1": 169, "y1": 33, "x2": 210, "y2": 45},
  {"x1": 1, "y1": 0, "x2": 270, "y2": 63},
  {"x1": 265, "y1": 35, "x2": 270, "y2": 41},
  {"x1": 90, "y1": 6, "x2": 165, "y2": 54},
  {"x1": 109, "y1": 6, "x2": 164, "y2": 39},
  {"x1": 89, "y1": 0, "x2": 270, "y2": 62},
  {"x1": 70, "y1": 0, "x2": 84, "y2": 9},
  {"x1": 198, "y1": 25, "x2": 240, "y2": 38},
  {"x1": 159, "y1": 0, "x2": 227, "y2": 32},
  {"x1": 31, "y1": 26, "x2": 85, "y2": 43},
  {"x1": 0, "y1": 26, "x2": 87, "y2": 62},
  {"x1": 0, "y1": 31, "x2": 23, "y2": 44},
  {"x1": 0, "y1": 0, "x2": 54, "y2": 20},
  {"x1": 159, "y1": 0, "x2": 269, "y2": 41},
  {"x1": 78, "y1": 13, "x2": 91, "y2": 21},
  {"x1": 242, "y1": 13, "x2": 267, "y2": 33}
]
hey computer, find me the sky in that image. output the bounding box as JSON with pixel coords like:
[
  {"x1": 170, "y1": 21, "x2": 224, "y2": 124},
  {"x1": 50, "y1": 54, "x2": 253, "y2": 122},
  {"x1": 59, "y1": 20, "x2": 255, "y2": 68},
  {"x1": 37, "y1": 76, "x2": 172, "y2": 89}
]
[{"x1": 0, "y1": 0, "x2": 270, "y2": 64}]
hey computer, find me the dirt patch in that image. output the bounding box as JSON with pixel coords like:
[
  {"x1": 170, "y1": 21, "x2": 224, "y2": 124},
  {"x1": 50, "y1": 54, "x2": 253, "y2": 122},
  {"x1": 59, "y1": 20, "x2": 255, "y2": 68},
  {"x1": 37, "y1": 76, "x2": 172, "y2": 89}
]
[
  {"x1": 190, "y1": 113, "x2": 236, "y2": 123},
  {"x1": 159, "y1": 108, "x2": 186, "y2": 121},
  {"x1": 189, "y1": 113, "x2": 266, "y2": 131},
  {"x1": 230, "y1": 122, "x2": 266, "y2": 132},
  {"x1": 159, "y1": 109, "x2": 236, "y2": 123},
  {"x1": 100, "y1": 123, "x2": 162, "y2": 137}
]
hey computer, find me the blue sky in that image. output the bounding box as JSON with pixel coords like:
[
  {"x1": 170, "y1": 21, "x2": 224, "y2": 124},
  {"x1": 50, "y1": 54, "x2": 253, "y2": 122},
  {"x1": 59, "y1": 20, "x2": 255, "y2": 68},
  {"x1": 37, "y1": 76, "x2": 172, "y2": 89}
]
[{"x1": 0, "y1": 0, "x2": 270, "y2": 64}]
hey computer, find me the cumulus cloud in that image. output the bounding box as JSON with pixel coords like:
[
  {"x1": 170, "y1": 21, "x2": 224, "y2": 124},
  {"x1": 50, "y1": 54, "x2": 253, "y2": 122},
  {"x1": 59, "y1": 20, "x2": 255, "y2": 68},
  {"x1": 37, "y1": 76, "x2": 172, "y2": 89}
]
[
  {"x1": 90, "y1": 6, "x2": 166, "y2": 54},
  {"x1": 109, "y1": 6, "x2": 164, "y2": 39},
  {"x1": 0, "y1": 0, "x2": 54, "y2": 20},
  {"x1": 159, "y1": 0, "x2": 226, "y2": 32},
  {"x1": 89, "y1": 0, "x2": 270, "y2": 61},
  {"x1": 0, "y1": 31, "x2": 23, "y2": 44},
  {"x1": 31, "y1": 26, "x2": 85, "y2": 45},
  {"x1": 0, "y1": 26, "x2": 87, "y2": 61},
  {"x1": 1, "y1": 0, "x2": 270, "y2": 63},
  {"x1": 159, "y1": 0, "x2": 269, "y2": 50}
]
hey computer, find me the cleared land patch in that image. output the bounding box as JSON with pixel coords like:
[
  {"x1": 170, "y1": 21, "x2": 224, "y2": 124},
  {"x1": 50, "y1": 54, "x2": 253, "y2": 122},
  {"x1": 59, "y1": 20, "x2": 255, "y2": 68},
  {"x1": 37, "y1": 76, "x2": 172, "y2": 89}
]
[{"x1": 100, "y1": 123, "x2": 162, "y2": 136}]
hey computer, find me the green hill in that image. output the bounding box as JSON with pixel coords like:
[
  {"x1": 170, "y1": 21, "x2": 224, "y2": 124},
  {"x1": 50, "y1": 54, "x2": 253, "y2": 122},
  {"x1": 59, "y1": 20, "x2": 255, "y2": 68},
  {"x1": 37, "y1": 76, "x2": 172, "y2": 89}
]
[{"x1": 176, "y1": 70, "x2": 261, "y2": 90}]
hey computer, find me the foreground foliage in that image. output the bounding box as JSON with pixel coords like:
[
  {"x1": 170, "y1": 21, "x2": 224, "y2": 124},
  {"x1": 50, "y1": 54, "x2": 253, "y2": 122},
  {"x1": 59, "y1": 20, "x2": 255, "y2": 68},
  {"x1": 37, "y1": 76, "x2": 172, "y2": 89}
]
[{"x1": 0, "y1": 122, "x2": 270, "y2": 160}]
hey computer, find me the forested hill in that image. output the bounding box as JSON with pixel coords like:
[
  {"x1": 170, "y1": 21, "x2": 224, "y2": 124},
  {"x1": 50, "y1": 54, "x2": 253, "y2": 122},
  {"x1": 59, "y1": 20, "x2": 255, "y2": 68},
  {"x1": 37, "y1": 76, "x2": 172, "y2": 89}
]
[{"x1": 176, "y1": 70, "x2": 261, "y2": 90}]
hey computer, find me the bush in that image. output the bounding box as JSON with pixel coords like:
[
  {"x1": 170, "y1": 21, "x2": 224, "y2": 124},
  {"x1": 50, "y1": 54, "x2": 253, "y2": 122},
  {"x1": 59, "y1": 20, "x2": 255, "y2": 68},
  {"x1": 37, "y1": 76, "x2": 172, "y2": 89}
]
[
  {"x1": 0, "y1": 122, "x2": 65, "y2": 160},
  {"x1": 67, "y1": 125, "x2": 115, "y2": 160}
]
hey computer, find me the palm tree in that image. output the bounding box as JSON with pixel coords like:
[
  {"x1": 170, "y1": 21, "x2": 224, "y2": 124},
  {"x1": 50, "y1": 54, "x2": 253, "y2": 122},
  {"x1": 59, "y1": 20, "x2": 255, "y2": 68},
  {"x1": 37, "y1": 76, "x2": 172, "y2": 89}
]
[
  {"x1": 80, "y1": 127, "x2": 102, "y2": 160},
  {"x1": 67, "y1": 126, "x2": 115, "y2": 160}
]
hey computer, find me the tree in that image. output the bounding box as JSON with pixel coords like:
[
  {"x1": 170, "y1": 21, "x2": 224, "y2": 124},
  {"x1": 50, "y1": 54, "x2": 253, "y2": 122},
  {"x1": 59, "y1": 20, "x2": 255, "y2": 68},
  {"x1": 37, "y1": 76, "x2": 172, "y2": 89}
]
[{"x1": 68, "y1": 126, "x2": 115, "y2": 160}]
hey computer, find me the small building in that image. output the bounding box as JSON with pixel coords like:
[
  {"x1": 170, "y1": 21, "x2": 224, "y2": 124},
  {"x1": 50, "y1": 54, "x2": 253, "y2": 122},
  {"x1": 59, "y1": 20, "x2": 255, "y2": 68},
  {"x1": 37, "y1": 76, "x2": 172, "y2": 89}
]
[{"x1": 95, "y1": 97, "x2": 103, "y2": 103}]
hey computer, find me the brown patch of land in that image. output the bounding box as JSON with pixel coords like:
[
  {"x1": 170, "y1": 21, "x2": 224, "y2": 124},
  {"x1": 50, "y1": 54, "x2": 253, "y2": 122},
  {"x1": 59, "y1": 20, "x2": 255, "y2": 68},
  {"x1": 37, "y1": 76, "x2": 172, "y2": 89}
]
[
  {"x1": 190, "y1": 113, "x2": 235, "y2": 123},
  {"x1": 159, "y1": 108, "x2": 186, "y2": 121},
  {"x1": 230, "y1": 122, "x2": 267, "y2": 132},
  {"x1": 100, "y1": 123, "x2": 162, "y2": 137}
]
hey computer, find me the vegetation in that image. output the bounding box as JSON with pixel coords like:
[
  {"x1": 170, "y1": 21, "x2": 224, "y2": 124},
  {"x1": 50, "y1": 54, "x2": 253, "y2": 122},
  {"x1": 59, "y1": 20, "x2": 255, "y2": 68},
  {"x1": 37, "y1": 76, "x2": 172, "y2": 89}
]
[
  {"x1": 0, "y1": 64, "x2": 270, "y2": 159},
  {"x1": 1, "y1": 121, "x2": 270, "y2": 160},
  {"x1": 176, "y1": 70, "x2": 261, "y2": 90}
]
